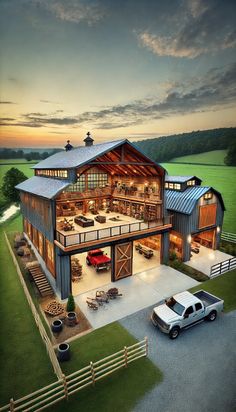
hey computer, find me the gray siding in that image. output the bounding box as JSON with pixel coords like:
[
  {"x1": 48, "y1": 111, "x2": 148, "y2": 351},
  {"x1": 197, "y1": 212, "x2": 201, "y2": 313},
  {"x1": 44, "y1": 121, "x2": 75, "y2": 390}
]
[
  {"x1": 161, "y1": 231, "x2": 169, "y2": 263},
  {"x1": 20, "y1": 194, "x2": 55, "y2": 242},
  {"x1": 55, "y1": 247, "x2": 71, "y2": 300}
]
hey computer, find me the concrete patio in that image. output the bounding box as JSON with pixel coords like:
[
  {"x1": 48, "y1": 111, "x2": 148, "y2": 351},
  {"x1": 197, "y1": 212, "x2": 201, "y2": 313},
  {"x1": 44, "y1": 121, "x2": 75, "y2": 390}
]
[
  {"x1": 75, "y1": 265, "x2": 198, "y2": 329},
  {"x1": 186, "y1": 246, "x2": 234, "y2": 276}
]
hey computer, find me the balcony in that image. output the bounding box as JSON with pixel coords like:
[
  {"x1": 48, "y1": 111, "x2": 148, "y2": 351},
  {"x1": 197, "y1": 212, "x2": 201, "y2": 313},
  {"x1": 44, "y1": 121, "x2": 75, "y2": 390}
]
[{"x1": 55, "y1": 214, "x2": 172, "y2": 250}]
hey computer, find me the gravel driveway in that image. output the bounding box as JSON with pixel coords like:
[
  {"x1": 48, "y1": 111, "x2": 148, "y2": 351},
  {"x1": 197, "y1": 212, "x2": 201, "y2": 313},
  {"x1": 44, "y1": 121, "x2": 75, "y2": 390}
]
[{"x1": 120, "y1": 307, "x2": 236, "y2": 412}]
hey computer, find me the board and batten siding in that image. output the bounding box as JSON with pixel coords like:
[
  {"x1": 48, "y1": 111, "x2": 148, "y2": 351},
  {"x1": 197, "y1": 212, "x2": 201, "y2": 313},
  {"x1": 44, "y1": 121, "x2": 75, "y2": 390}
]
[{"x1": 20, "y1": 192, "x2": 55, "y2": 242}]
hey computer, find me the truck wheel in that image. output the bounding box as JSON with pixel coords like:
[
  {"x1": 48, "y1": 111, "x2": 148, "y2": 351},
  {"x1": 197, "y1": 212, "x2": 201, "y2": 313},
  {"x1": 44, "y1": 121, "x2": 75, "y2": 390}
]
[
  {"x1": 169, "y1": 327, "x2": 180, "y2": 340},
  {"x1": 207, "y1": 310, "x2": 217, "y2": 322},
  {"x1": 96, "y1": 267, "x2": 100, "y2": 272},
  {"x1": 86, "y1": 258, "x2": 91, "y2": 266}
]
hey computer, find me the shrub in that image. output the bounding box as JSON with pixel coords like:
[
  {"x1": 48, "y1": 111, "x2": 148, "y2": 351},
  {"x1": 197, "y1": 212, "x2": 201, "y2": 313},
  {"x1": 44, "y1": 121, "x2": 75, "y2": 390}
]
[{"x1": 66, "y1": 294, "x2": 75, "y2": 312}]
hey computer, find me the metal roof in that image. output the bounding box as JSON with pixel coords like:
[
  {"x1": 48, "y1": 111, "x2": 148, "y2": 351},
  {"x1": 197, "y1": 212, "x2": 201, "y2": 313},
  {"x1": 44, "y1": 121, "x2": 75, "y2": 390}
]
[
  {"x1": 165, "y1": 175, "x2": 202, "y2": 183},
  {"x1": 165, "y1": 186, "x2": 221, "y2": 214},
  {"x1": 32, "y1": 139, "x2": 126, "y2": 169},
  {"x1": 16, "y1": 176, "x2": 70, "y2": 199}
]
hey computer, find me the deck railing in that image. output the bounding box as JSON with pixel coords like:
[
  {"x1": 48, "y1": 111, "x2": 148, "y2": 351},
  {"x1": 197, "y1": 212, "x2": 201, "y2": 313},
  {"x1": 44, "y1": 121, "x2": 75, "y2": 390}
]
[{"x1": 56, "y1": 216, "x2": 172, "y2": 248}]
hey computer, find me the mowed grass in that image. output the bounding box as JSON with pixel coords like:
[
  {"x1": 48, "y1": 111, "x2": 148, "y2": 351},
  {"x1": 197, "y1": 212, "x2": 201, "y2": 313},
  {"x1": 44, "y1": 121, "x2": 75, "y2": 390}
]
[
  {"x1": 170, "y1": 150, "x2": 227, "y2": 165},
  {"x1": 189, "y1": 269, "x2": 236, "y2": 312},
  {"x1": 51, "y1": 323, "x2": 162, "y2": 412},
  {"x1": 1, "y1": 214, "x2": 162, "y2": 410},
  {"x1": 0, "y1": 215, "x2": 55, "y2": 405},
  {"x1": 162, "y1": 162, "x2": 236, "y2": 233}
]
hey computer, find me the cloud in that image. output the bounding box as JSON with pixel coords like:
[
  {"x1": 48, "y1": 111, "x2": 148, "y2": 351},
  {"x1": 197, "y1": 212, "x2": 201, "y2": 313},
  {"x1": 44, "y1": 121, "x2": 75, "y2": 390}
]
[
  {"x1": 137, "y1": 0, "x2": 236, "y2": 58},
  {"x1": 2, "y1": 63, "x2": 236, "y2": 130},
  {"x1": 39, "y1": 0, "x2": 105, "y2": 25},
  {"x1": 0, "y1": 101, "x2": 17, "y2": 104}
]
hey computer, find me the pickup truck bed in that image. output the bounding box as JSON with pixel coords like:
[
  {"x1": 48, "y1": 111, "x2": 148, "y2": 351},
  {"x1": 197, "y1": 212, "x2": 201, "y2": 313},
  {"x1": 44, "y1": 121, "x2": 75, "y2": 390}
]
[{"x1": 193, "y1": 290, "x2": 222, "y2": 307}]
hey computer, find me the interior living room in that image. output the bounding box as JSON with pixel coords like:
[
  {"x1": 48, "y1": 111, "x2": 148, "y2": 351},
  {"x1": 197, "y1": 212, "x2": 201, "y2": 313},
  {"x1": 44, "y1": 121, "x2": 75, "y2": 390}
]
[{"x1": 55, "y1": 167, "x2": 163, "y2": 247}]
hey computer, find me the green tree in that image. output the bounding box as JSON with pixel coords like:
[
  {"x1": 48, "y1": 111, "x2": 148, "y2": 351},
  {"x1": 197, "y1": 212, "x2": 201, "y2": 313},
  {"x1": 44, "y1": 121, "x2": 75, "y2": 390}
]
[
  {"x1": 66, "y1": 294, "x2": 75, "y2": 312},
  {"x1": 224, "y1": 142, "x2": 236, "y2": 166},
  {"x1": 1, "y1": 167, "x2": 27, "y2": 203}
]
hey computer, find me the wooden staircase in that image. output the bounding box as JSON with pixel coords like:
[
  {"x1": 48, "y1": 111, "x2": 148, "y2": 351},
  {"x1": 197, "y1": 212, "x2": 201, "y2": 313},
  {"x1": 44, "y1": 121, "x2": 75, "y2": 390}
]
[{"x1": 28, "y1": 263, "x2": 54, "y2": 297}]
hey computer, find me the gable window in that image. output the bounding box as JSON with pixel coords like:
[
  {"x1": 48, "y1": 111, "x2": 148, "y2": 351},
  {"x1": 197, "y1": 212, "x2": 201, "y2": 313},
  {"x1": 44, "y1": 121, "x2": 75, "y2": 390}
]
[
  {"x1": 204, "y1": 192, "x2": 213, "y2": 200},
  {"x1": 187, "y1": 180, "x2": 195, "y2": 186},
  {"x1": 165, "y1": 182, "x2": 169, "y2": 189},
  {"x1": 87, "y1": 172, "x2": 108, "y2": 189}
]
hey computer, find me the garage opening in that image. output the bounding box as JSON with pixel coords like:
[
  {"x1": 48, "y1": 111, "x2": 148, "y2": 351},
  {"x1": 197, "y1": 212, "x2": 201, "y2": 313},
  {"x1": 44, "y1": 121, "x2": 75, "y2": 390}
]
[
  {"x1": 133, "y1": 234, "x2": 161, "y2": 274},
  {"x1": 192, "y1": 229, "x2": 216, "y2": 249},
  {"x1": 71, "y1": 246, "x2": 111, "y2": 296}
]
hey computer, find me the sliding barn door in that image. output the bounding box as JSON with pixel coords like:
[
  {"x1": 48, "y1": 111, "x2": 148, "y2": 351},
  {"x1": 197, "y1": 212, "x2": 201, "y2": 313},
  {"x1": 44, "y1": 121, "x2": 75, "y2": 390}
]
[{"x1": 114, "y1": 242, "x2": 133, "y2": 281}]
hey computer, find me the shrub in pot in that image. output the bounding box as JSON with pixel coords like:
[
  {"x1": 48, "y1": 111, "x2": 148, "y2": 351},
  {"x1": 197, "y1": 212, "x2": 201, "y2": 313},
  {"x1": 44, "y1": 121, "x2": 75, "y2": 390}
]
[{"x1": 66, "y1": 294, "x2": 75, "y2": 312}]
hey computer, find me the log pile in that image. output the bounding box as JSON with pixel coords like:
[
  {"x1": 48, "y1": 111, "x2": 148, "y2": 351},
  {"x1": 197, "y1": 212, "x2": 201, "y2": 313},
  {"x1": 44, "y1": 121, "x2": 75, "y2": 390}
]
[{"x1": 44, "y1": 300, "x2": 65, "y2": 316}]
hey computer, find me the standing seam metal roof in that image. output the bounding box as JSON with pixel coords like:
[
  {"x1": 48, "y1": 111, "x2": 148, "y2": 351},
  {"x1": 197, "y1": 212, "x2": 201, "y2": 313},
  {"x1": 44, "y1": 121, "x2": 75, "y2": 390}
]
[
  {"x1": 165, "y1": 186, "x2": 213, "y2": 214},
  {"x1": 15, "y1": 176, "x2": 70, "y2": 199},
  {"x1": 32, "y1": 139, "x2": 126, "y2": 169},
  {"x1": 165, "y1": 175, "x2": 202, "y2": 183}
]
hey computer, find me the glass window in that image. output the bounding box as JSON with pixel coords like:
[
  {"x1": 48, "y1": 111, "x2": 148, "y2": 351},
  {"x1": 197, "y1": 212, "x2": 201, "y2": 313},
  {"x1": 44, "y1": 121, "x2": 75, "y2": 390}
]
[
  {"x1": 174, "y1": 183, "x2": 181, "y2": 190},
  {"x1": 165, "y1": 182, "x2": 169, "y2": 188},
  {"x1": 195, "y1": 303, "x2": 202, "y2": 311},
  {"x1": 187, "y1": 180, "x2": 195, "y2": 186},
  {"x1": 204, "y1": 192, "x2": 213, "y2": 200},
  {"x1": 169, "y1": 183, "x2": 174, "y2": 189},
  {"x1": 185, "y1": 306, "x2": 194, "y2": 315}
]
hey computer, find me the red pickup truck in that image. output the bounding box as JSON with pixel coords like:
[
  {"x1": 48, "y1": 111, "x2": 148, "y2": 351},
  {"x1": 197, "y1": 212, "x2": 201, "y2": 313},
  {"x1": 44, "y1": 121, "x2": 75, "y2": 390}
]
[{"x1": 86, "y1": 249, "x2": 111, "y2": 272}]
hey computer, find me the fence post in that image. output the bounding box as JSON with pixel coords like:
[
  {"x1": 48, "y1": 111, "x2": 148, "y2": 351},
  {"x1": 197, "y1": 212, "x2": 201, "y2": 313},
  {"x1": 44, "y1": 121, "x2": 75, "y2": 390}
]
[
  {"x1": 124, "y1": 346, "x2": 128, "y2": 367},
  {"x1": 90, "y1": 361, "x2": 95, "y2": 386},
  {"x1": 145, "y1": 336, "x2": 148, "y2": 356},
  {"x1": 62, "y1": 374, "x2": 68, "y2": 400},
  {"x1": 9, "y1": 398, "x2": 15, "y2": 412}
]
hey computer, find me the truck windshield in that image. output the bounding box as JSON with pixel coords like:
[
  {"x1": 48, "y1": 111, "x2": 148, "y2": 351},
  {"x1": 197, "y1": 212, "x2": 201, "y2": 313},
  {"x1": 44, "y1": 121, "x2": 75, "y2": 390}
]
[{"x1": 166, "y1": 298, "x2": 185, "y2": 316}]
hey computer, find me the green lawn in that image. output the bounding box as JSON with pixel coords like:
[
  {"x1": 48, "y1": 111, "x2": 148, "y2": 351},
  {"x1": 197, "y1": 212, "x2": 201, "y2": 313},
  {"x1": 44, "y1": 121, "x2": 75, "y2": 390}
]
[
  {"x1": 51, "y1": 323, "x2": 162, "y2": 412},
  {"x1": 162, "y1": 162, "x2": 236, "y2": 233},
  {"x1": 189, "y1": 269, "x2": 236, "y2": 312},
  {"x1": 0, "y1": 215, "x2": 55, "y2": 405},
  {"x1": 170, "y1": 150, "x2": 227, "y2": 165},
  {"x1": 1, "y1": 214, "x2": 162, "y2": 410}
]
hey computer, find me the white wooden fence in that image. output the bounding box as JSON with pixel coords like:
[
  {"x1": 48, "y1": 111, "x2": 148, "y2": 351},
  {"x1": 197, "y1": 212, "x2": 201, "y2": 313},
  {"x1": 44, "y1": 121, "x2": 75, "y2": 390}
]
[
  {"x1": 4, "y1": 232, "x2": 63, "y2": 380},
  {"x1": 221, "y1": 231, "x2": 236, "y2": 244},
  {"x1": 0, "y1": 338, "x2": 148, "y2": 412},
  {"x1": 210, "y1": 256, "x2": 236, "y2": 278}
]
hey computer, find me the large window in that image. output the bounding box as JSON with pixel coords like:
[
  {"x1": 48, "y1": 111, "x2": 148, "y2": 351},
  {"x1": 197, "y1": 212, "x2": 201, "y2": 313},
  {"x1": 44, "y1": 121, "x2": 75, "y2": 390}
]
[
  {"x1": 187, "y1": 180, "x2": 195, "y2": 186},
  {"x1": 67, "y1": 174, "x2": 86, "y2": 192},
  {"x1": 87, "y1": 172, "x2": 108, "y2": 189},
  {"x1": 36, "y1": 169, "x2": 68, "y2": 179}
]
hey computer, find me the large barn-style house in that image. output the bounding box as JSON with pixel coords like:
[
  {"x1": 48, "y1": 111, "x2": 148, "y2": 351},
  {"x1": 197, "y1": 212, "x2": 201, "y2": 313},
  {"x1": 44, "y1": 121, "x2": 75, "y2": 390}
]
[{"x1": 16, "y1": 134, "x2": 224, "y2": 299}]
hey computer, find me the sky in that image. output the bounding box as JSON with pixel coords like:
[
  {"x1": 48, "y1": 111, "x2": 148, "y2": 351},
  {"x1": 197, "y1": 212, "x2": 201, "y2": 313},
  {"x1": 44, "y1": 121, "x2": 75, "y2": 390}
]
[{"x1": 0, "y1": 0, "x2": 236, "y2": 148}]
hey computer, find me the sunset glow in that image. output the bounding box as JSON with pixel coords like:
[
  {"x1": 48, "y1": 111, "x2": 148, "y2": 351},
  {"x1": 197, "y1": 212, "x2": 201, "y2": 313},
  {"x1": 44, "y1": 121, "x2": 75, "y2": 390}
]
[{"x1": 1, "y1": 0, "x2": 236, "y2": 148}]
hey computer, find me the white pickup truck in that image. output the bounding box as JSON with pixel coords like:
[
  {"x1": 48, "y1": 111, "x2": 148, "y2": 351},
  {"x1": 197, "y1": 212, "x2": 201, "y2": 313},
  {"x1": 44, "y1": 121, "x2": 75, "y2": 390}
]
[{"x1": 151, "y1": 290, "x2": 224, "y2": 339}]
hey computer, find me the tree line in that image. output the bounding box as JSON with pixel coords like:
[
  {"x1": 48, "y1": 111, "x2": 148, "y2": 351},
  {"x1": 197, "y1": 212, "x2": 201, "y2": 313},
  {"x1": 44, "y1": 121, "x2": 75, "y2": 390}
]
[
  {"x1": 0, "y1": 148, "x2": 61, "y2": 162},
  {"x1": 134, "y1": 127, "x2": 236, "y2": 165}
]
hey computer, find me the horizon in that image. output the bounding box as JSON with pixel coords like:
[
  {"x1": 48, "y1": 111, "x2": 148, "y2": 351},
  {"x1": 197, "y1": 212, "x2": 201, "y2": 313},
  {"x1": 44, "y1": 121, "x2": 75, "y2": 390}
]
[{"x1": 1, "y1": 0, "x2": 236, "y2": 148}]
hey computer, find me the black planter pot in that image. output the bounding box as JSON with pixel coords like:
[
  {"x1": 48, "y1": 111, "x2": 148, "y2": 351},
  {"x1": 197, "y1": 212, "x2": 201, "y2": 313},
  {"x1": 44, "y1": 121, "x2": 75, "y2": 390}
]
[
  {"x1": 51, "y1": 319, "x2": 63, "y2": 333},
  {"x1": 66, "y1": 312, "x2": 77, "y2": 326},
  {"x1": 58, "y1": 343, "x2": 70, "y2": 361}
]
